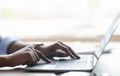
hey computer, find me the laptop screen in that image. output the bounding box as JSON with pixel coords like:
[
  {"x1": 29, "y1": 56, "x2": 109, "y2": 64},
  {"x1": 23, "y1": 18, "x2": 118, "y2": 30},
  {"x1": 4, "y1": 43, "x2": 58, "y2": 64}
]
[{"x1": 95, "y1": 13, "x2": 120, "y2": 59}]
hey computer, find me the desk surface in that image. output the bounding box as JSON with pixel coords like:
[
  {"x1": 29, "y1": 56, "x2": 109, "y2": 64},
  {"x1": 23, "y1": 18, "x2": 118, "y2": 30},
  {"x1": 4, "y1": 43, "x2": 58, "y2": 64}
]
[
  {"x1": 0, "y1": 70, "x2": 56, "y2": 76},
  {"x1": 92, "y1": 42, "x2": 120, "y2": 76}
]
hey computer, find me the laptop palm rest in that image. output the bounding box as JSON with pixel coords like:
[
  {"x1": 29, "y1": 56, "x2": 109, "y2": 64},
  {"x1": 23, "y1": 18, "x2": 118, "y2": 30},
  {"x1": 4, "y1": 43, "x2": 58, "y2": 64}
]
[{"x1": 25, "y1": 54, "x2": 95, "y2": 72}]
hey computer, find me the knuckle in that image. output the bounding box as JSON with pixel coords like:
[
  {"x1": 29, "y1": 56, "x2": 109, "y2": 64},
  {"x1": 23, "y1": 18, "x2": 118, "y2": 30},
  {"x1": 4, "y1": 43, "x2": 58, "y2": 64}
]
[
  {"x1": 26, "y1": 51, "x2": 31, "y2": 56},
  {"x1": 54, "y1": 42, "x2": 59, "y2": 46},
  {"x1": 25, "y1": 47, "x2": 32, "y2": 51}
]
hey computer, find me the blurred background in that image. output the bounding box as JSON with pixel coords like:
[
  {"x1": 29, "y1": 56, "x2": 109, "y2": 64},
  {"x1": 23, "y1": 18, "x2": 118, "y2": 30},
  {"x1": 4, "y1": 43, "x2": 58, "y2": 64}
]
[{"x1": 0, "y1": 0, "x2": 120, "y2": 42}]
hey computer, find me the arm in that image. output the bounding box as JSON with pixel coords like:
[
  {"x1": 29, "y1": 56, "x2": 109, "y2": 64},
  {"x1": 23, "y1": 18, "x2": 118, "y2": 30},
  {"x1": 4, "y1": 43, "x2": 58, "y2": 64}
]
[
  {"x1": 0, "y1": 36, "x2": 50, "y2": 67},
  {"x1": 0, "y1": 36, "x2": 31, "y2": 67},
  {"x1": 0, "y1": 46, "x2": 51, "y2": 67},
  {"x1": 0, "y1": 55, "x2": 9, "y2": 67},
  {"x1": 7, "y1": 41, "x2": 30, "y2": 54}
]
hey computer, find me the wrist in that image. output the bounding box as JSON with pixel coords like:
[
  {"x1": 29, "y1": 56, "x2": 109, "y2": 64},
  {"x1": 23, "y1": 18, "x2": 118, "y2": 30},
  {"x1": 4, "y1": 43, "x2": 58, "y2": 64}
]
[
  {"x1": 0, "y1": 55, "x2": 10, "y2": 67},
  {"x1": 6, "y1": 51, "x2": 30, "y2": 67}
]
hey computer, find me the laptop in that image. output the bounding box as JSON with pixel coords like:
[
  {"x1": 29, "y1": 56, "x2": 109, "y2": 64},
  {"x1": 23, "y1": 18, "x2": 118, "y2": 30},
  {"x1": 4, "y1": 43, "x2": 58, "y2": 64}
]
[{"x1": 25, "y1": 13, "x2": 120, "y2": 72}]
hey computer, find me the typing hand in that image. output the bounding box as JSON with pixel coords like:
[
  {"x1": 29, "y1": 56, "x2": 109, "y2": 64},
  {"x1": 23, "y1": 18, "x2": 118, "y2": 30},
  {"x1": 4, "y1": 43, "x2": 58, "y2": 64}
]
[
  {"x1": 7, "y1": 46, "x2": 51, "y2": 66},
  {"x1": 34, "y1": 41, "x2": 80, "y2": 59}
]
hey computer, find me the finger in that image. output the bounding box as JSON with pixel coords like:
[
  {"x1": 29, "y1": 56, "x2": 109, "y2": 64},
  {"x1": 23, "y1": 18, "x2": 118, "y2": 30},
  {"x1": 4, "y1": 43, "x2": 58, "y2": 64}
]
[
  {"x1": 29, "y1": 49, "x2": 38, "y2": 64},
  {"x1": 28, "y1": 47, "x2": 40, "y2": 61},
  {"x1": 58, "y1": 41, "x2": 80, "y2": 59},
  {"x1": 35, "y1": 49, "x2": 51, "y2": 63},
  {"x1": 31, "y1": 47, "x2": 41, "y2": 61},
  {"x1": 57, "y1": 42, "x2": 76, "y2": 59},
  {"x1": 33, "y1": 43, "x2": 44, "y2": 49},
  {"x1": 54, "y1": 49, "x2": 68, "y2": 57},
  {"x1": 33, "y1": 49, "x2": 40, "y2": 61},
  {"x1": 15, "y1": 47, "x2": 36, "y2": 66},
  {"x1": 54, "y1": 52, "x2": 68, "y2": 57},
  {"x1": 22, "y1": 46, "x2": 37, "y2": 64}
]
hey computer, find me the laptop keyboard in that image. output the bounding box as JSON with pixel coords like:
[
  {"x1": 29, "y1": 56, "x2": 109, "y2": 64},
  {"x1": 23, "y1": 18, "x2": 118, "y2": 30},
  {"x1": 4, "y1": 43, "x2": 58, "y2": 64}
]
[{"x1": 56, "y1": 55, "x2": 93, "y2": 69}]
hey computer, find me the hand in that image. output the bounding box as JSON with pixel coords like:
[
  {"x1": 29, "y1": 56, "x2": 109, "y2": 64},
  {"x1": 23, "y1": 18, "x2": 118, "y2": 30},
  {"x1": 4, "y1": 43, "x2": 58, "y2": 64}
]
[
  {"x1": 7, "y1": 46, "x2": 51, "y2": 66},
  {"x1": 35, "y1": 41, "x2": 80, "y2": 59}
]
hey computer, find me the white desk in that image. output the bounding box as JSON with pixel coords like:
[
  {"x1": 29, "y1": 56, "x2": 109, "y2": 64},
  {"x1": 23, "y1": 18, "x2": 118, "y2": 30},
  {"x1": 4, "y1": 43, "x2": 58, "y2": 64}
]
[
  {"x1": 92, "y1": 42, "x2": 120, "y2": 76},
  {"x1": 0, "y1": 70, "x2": 56, "y2": 76}
]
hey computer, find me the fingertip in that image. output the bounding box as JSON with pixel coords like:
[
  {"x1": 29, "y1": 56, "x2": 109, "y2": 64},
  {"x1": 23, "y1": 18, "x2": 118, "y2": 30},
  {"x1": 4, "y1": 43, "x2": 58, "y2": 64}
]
[
  {"x1": 42, "y1": 56, "x2": 52, "y2": 63},
  {"x1": 46, "y1": 59, "x2": 52, "y2": 63},
  {"x1": 74, "y1": 54, "x2": 80, "y2": 59},
  {"x1": 76, "y1": 56, "x2": 81, "y2": 59},
  {"x1": 57, "y1": 41, "x2": 62, "y2": 44}
]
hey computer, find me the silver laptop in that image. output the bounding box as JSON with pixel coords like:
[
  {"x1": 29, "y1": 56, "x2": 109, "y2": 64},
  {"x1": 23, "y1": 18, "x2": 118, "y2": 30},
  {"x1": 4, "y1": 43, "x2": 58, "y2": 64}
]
[{"x1": 25, "y1": 13, "x2": 120, "y2": 72}]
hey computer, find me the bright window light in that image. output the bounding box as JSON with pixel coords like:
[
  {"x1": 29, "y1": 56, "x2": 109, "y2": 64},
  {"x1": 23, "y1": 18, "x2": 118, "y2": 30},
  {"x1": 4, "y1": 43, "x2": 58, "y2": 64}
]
[{"x1": 0, "y1": 0, "x2": 120, "y2": 39}]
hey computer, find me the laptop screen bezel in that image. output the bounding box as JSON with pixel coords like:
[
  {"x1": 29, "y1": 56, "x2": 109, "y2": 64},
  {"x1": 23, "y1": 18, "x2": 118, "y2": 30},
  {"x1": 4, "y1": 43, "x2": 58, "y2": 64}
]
[{"x1": 94, "y1": 13, "x2": 120, "y2": 60}]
